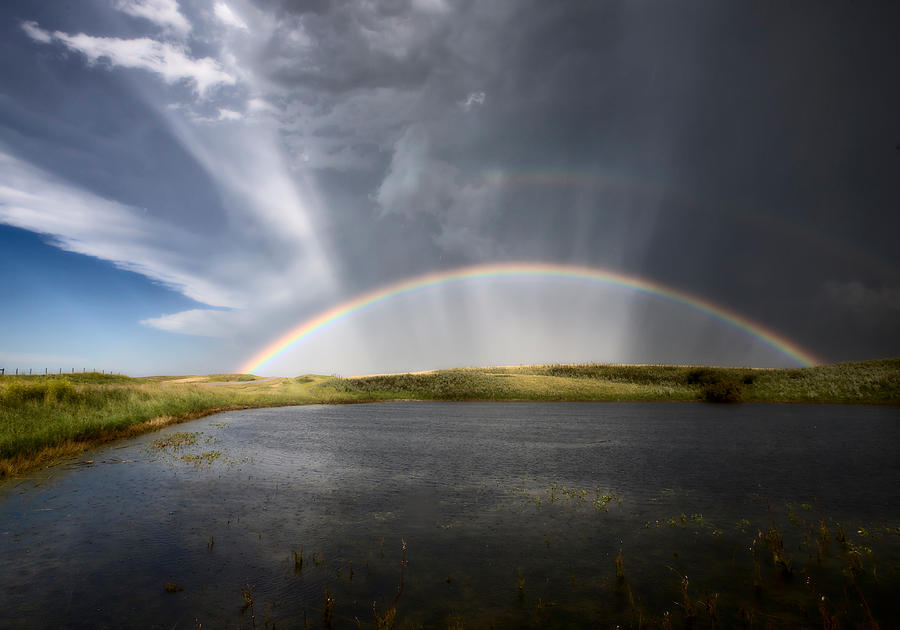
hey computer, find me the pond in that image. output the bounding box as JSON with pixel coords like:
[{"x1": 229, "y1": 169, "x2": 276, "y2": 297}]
[{"x1": 1, "y1": 402, "x2": 898, "y2": 628}]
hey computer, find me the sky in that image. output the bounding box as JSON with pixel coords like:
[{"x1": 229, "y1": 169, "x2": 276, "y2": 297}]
[{"x1": 1, "y1": 0, "x2": 898, "y2": 376}]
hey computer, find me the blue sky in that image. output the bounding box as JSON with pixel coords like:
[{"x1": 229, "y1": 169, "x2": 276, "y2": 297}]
[{"x1": 1, "y1": 0, "x2": 898, "y2": 375}]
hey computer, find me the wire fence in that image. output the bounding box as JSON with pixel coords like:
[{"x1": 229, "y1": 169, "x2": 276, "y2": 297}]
[{"x1": 0, "y1": 368, "x2": 117, "y2": 376}]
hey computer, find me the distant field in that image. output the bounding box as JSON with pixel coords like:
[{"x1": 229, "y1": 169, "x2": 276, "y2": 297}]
[
  {"x1": 332, "y1": 359, "x2": 900, "y2": 404},
  {"x1": 1, "y1": 359, "x2": 897, "y2": 477}
]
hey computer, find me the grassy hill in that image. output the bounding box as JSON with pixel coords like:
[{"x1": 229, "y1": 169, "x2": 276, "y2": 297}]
[
  {"x1": 329, "y1": 360, "x2": 900, "y2": 403},
  {"x1": 1, "y1": 359, "x2": 897, "y2": 477}
]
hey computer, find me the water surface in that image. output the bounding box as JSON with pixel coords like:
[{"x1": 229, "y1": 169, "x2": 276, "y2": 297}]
[{"x1": 1, "y1": 402, "x2": 898, "y2": 627}]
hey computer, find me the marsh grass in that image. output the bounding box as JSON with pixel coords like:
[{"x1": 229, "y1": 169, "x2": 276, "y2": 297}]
[
  {"x1": 0, "y1": 373, "x2": 338, "y2": 477},
  {"x1": 330, "y1": 368, "x2": 695, "y2": 401},
  {"x1": 241, "y1": 582, "x2": 256, "y2": 629},
  {"x1": 333, "y1": 358, "x2": 900, "y2": 404},
  {"x1": 322, "y1": 587, "x2": 334, "y2": 628}
]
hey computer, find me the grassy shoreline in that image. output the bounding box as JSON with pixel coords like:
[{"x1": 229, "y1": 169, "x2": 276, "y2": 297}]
[{"x1": 1, "y1": 359, "x2": 897, "y2": 478}]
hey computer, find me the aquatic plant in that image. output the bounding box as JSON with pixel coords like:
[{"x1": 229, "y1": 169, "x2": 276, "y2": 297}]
[
  {"x1": 750, "y1": 538, "x2": 764, "y2": 593},
  {"x1": 847, "y1": 548, "x2": 865, "y2": 575},
  {"x1": 835, "y1": 522, "x2": 847, "y2": 545},
  {"x1": 786, "y1": 503, "x2": 803, "y2": 527},
  {"x1": 704, "y1": 592, "x2": 720, "y2": 629},
  {"x1": 763, "y1": 524, "x2": 794, "y2": 576},
  {"x1": 180, "y1": 450, "x2": 222, "y2": 467},
  {"x1": 152, "y1": 431, "x2": 198, "y2": 450},
  {"x1": 671, "y1": 570, "x2": 697, "y2": 624},
  {"x1": 820, "y1": 519, "x2": 833, "y2": 553},
  {"x1": 322, "y1": 588, "x2": 334, "y2": 628},
  {"x1": 241, "y1": 581, "x2": 256, "y2": 629},
  {"x1": 372, "y1": 600, "x2": 396, "y2": 630}
]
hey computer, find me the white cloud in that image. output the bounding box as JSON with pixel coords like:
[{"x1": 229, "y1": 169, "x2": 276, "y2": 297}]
[
  {"x1": 21, "y1": 22, "x2": 234, "y2": 95},
  {"x1": 114, "y1": 0, "x2": 191, "y2": 36},
  {"x1": 218, "y1": 108, "x2": 243, "y2": 121},
  {"x1": 0, "y1": 151, "x2": 244, "y2": 307},
  {"x1": 14, "y1": 14, "x2": 338, "y2": 344},
  {"x1": 247, "y1": 97, "x2": 277, "y2": 114},
  {"x1": 374, "y1": 123, "x2": 457, "y2": 218},
  {"x1": 140, "y1": 309, "x2": 243, "y2": 337},
  {"x1": 20, "y1": 21, "x2": 52, "y2": 43},
  {"x1": 0, "y1": 122, "x2": 336, "y2": 350},
  {"x1": 460, "y1": 91, "x2": 485, "y2": 111},
  {"x1": 214, "y1": 2, "x2": 248, "y2": 30},
  {"x1": 374, "y1": 124, "x2": 501, "y2": 258},
  {"x1": 158, "y1": 112, "x2": 325, "y2": 252}
]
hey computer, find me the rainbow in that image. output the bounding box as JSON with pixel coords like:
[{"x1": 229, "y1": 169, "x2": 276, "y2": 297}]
[{"x1": 239, "y1": 262, "x2": 821, "y2": 373}]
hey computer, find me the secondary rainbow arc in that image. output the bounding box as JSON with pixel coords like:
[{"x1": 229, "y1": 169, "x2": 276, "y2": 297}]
[{"x1": 239, "y1": 262, "x2": 821, "y2": 373}]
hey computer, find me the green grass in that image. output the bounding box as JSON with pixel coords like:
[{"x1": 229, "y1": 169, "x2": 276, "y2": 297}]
[
  {"x1": 328, "y1": 368, "x2": 693, "y2": 401},
  {"x1": 200, "y1": 374, "x2": 259, "y2": 382},
  {"x1": 331, "y1": 359, "x2": 900, "y2": 404},
  {"x1": 1, "y1": 359, "x2": 897, "y2": 476},
  {"x1": 0, "y1": 374, "x2": 336, "y2": 475}
]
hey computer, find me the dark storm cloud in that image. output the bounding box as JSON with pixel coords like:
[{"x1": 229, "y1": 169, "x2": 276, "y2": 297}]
[
  {"x1": 632, "y1": 2, "x2": 900, "y2": 358},
  {"x1": 260, "y1": 5, "x2": 441, "y2": 92},
  {"x1": 261, "y1": 1, "x2": 710, "y2": 265},
  {"x1": 248, "y1": 0, "x2": 899, "y2": 361}
]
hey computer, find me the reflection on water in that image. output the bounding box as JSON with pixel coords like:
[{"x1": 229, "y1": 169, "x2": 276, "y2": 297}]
[{"x1": 1, "y1": 402, "x2": 898, "y2": 627}]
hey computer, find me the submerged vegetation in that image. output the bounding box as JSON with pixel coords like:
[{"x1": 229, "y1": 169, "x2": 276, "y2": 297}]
[{"x1": 0, "y1": 358, "x2": 897, "y2": 476}]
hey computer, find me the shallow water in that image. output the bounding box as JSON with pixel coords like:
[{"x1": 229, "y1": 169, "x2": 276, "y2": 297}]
[{"x1": 1, "y1": 402, "x2": 898, "y2": 628}]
